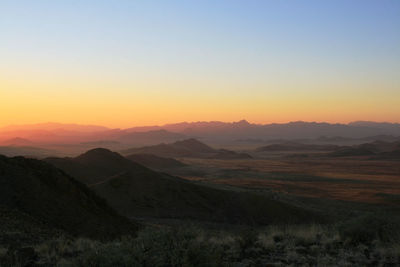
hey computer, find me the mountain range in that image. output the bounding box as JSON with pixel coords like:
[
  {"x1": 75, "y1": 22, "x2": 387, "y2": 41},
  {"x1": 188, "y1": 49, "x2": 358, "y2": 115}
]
[
  {"x1": 253, "y1": 140, "x2": 400, "y2": 160},
  {"x1": 125, "y1": 120, "x2": 400, "y2": 140},
  {"x1": 1, "y1": 121, "x2": 400, "y2": 158},
  {"x1": 2, "y1": 121, "x2": 400, "y2": 144},
  {"x1": 327, "y1": 140, "x2": 400, "y2": 159}
]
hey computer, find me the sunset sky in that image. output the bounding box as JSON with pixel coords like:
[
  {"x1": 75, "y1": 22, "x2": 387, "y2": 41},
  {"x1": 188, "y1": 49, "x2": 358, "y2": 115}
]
[{"x1": 1, "y1": 0, "x2": 399, "y2": 128}]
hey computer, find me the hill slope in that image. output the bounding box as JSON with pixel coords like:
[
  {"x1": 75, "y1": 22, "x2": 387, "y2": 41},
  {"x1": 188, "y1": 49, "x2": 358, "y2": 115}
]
[
  {"x1": 46, "y1": 148, "x2": 321, "y2": 225},
  {"x1": 46, "y1": 148, "x2": 162, "y2": 184},
  {"x1": 0, "y1": 155, "x2": 138, "y2": 240},
  {"x1": 327, "y1": 141, "x2": 400, "y2": 158},
  {"x1": 126, "y1": 153, "x2": 186, "y2": 169},
  {"x1": 92, "y1": 171, "x2": 317, "y2": 224},
  {"x1": 122, "y1": 138, "x2": 252, "y2": 159}
]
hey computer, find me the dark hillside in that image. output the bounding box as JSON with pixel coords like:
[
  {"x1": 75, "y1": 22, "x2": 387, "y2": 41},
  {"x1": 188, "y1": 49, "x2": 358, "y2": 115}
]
[
  {"x1": 126, "y1": 153, "x2": 186, "y2": 169},
  {"x1": 0, "y1": 155, "x2": 138, "y2": 240},
  {"x1": 46, "y1": 148, "x2": 322, "y2": 225},
  {"x1": 92, "y1": 171, "x2": 319, "y2": 224},
  {"x1": 46, "y1": 148, "x2": 162, "y2": 184}
]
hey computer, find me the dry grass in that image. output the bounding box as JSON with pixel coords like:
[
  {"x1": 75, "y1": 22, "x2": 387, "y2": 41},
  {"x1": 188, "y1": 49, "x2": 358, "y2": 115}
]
[
  {"x1": 258, "y1": 224, "x2": 335, "y2": 248},
  {"x1": 178, "y1": 157, "x2": 400, "y2": 204},
  {"x1": 0, "y1": 247, "x2": 7, "y2": 258},
  {"x1": 2, "y1": 223, "x2": 399, "y2": 266}
]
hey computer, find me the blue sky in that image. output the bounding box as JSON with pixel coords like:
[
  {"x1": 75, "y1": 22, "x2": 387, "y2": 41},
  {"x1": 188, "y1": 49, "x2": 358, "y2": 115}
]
[{"x1": 1, "y1": 1, "x2": 399, "y2": 126}]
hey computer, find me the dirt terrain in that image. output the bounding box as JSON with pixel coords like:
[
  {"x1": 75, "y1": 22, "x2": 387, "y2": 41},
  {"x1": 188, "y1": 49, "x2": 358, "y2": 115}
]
[{"x1": 174, "y1": 156, "x2": 400, "y2": 205}]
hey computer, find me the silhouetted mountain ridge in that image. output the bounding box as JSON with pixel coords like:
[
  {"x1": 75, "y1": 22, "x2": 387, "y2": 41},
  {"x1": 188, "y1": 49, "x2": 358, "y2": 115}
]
[
  {"x1": 326, "y1": 141, "x2": 400, "y2": 158},
  {"x1": 46, "y1": 148, "x2": 149, "y2": 184},
  {"x1": 125, "y1": 120, "x2": 400, "y2": 140},
  {"x1": 2, "y1": 121, "x2": 400, "y2": 147},
  {"x1": 0, "y1": 146, "x2": 55, "y2": 158},
  {"x1": 122, "y1": 139, "x2": 252, "y2": 159},
  {"x1": 0, "y1": 137, "x2": 34, "y2": 146}
]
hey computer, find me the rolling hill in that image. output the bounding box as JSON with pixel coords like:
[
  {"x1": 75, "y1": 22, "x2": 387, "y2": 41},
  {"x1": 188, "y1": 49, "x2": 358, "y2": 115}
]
[
  {"x1": 45, "y1": 148, "x2": 321, "y2": 224},
  {"x1": 45, "y1": 148, "x2": 160, "y2": 185},
  {"x1": 0, "y1": 155, "x2": 138, "y2": 241},
  {"x1": 126, "y1": 153, "x2": 186, "y2": 169},
  {"x1": 122, "y1": 138, "x2": 252, "y2": 159},
  {"x1": 327, "y1": 141, "x2": 400, "y2": 158}
]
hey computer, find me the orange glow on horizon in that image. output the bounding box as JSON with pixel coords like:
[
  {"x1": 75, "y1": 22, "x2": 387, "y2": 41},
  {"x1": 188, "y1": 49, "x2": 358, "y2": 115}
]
[
  {"x1": 1, "y1": 66, "x2": 399, "y2": 129},
  {"x1": 1, "y1": 1, "x2": 399, "y2": 130}
]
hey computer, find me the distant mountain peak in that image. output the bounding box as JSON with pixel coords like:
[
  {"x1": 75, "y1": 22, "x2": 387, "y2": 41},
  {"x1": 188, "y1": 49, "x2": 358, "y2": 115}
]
[
  {"x1": 6, "y1": 137, "x2": 30, "y2": 142},
  {"x1": 172, "y1": 138, "x2": 216, "y2": 154},
  {"x1": 349, "y1": 121, "x2": 400, "y2": 127},
  {"x1": 174, "y1": 138, "x2": 204, "y2": 145},
  {"x1": 76, "y1": 148, "x2": 126, "y2": 162},
  {"x1": 82, "y1": 147, "x2": 114, "y2": 154},
  {"x1": 234, "y1": 119, "x2": 251, "y2": 126},
  {"x1": 1, "y1": 137, "x2": 33, "y2": 146},
  {"x1": 173, "y1": 138, "x2": 214, "y2": 152}
]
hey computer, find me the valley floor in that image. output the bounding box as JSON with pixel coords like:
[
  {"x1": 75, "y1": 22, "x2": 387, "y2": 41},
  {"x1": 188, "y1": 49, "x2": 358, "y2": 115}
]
[
  {"x1": 1, "y1": 149, "x2": 400, "y2": 266},
  {"x1": 174, "y1": 156, "x2": 400, "y2": 206}
]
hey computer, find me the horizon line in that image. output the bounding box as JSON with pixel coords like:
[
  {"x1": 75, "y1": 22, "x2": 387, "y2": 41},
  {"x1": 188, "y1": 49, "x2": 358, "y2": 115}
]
[{"x1": 1, "y1": 119, "x2": 400, "y2": 130}]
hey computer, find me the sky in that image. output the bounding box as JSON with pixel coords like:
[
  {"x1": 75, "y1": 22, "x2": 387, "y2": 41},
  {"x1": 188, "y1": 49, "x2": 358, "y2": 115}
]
[{"x1": 1, "y1": 0, "x2": 399, "y2": 128}]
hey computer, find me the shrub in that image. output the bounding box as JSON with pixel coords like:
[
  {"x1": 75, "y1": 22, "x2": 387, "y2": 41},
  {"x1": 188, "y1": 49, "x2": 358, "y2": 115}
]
[
  {"x1": 58, "y1": 227, "x2": 226, "y2": 267},
  {"x1": 22, "y1": 221, "x2": 400, "y2": 266},
  {"x1": 338, "y1": 214, "x2": 400, "y2": 245}
]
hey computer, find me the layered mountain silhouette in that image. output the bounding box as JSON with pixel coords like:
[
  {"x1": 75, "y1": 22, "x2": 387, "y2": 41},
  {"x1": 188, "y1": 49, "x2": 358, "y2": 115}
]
[
  {"x1": 45, "y1": 148, "x2": 151, "y2": 184},
  {"x1": 0, "y1": 146, "x2": 55, "y2": 158},
  {"x1": 125, "y1": 121, "x2": 400, "y2": 140},
  {"x1": 1, "y1": 121, "x2": 400, "y2": 150},
  {"x1": 328, "y1": 141, "x2": 400, "y2": 159},
  {"x1": 122, "y1": 138, "x2": 252, "y2": 159},
  {"x1": 0, "y1": 137, "x2": 55, "y2": 158},
  {"x1": 45, "y1": 148, "x2": 320, "y2": 224},
  {"x1": 0, "y1": 137, "x2": 34, "y2": 146},
  {"x1": 0, "y1": 123, "x2": 111, "y2": 144},
  {"x1": 117, "y1": 129, "x2": 186, "y2": 144},
  {"x1": 0, "y1": 155, "x2": 138, "y2": 240}
]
